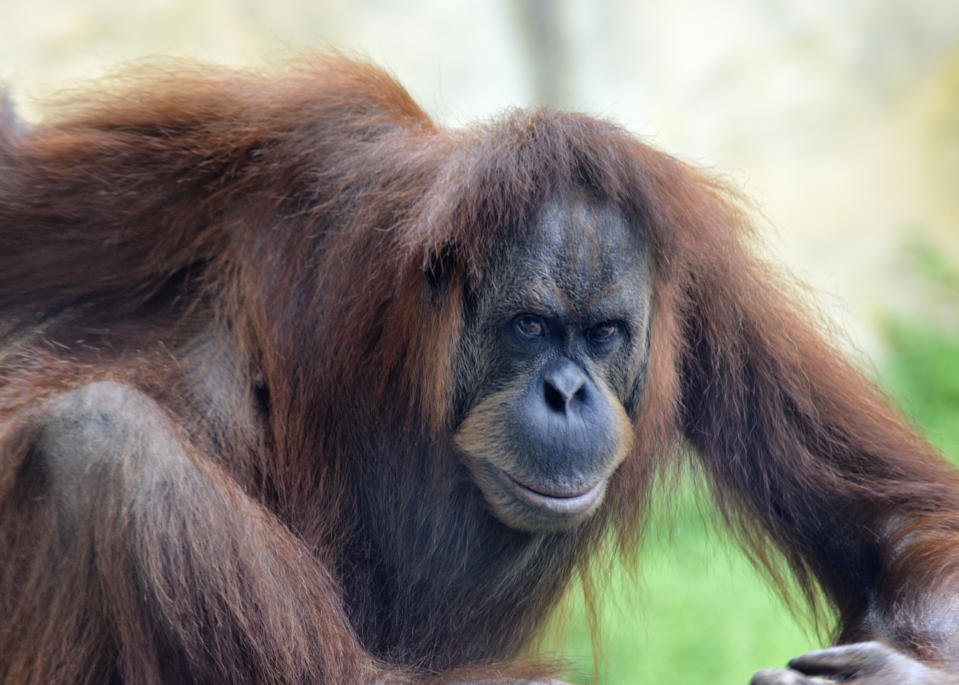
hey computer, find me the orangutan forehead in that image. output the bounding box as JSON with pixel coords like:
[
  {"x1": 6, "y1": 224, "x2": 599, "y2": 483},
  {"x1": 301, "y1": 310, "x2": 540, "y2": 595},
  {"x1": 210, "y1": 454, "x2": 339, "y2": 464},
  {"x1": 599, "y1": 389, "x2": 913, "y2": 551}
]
[
  {"x1": 482, "y1": 195, "x2": 652, "y2": 321},
  {"x1": 537, "y1": 196, "x2": 647, "y2": 294},
  {"x1": 534, "y1": 193, "x2": 635, "y2": 244}
]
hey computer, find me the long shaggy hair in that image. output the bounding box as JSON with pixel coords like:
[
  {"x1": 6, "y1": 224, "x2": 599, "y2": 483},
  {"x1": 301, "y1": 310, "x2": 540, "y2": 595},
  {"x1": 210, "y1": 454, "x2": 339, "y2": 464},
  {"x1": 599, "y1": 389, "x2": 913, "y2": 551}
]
[{"x1": 2, "y1": 57, "x2": 958, "y2": 682}]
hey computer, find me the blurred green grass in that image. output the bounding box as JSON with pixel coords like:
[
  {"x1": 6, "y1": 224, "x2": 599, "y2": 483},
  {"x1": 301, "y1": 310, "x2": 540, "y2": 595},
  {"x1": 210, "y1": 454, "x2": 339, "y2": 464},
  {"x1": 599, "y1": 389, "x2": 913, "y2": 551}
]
[
  {"x1": 553, "y1": 259, "x2": 959, "y2": 685},
  {"x1": 552, "y1": 491, "x2": 819, "y2": 684}
]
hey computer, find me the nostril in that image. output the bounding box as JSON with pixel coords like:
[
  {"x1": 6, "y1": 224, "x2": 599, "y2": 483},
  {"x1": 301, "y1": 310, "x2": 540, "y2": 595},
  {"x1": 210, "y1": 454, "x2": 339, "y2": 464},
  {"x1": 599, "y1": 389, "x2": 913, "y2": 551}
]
[
  {"x1": 542, "y1": 360, "x2": 587, "y2": 413},
  {"x1": 544, "y1": 382, "x2": 567, "y2": 412}
]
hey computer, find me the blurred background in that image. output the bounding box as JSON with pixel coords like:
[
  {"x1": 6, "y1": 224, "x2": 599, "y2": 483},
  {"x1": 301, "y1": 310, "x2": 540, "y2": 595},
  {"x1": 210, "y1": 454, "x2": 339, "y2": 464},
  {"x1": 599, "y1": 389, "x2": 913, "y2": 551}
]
[{"x1": 2, "y1": 1, "x2": 957, "y2": 682}]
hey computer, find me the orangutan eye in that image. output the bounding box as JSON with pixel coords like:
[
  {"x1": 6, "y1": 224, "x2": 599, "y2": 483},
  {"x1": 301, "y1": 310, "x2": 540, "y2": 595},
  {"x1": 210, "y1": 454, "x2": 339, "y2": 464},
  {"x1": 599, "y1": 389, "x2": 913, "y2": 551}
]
[
  {"x1": 514, "y1": 315, "x2": 546, "y2": 339},
  {"x1": 586, "y1": 322, "x2": 620, "y2": 346}
]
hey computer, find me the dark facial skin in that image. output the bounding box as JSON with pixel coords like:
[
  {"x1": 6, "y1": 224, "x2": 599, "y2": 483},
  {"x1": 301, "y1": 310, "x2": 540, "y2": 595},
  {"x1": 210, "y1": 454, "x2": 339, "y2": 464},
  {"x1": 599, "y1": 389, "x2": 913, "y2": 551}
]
[{"x1": 454, "y1": 194, "x2": 653, "y2": 532}]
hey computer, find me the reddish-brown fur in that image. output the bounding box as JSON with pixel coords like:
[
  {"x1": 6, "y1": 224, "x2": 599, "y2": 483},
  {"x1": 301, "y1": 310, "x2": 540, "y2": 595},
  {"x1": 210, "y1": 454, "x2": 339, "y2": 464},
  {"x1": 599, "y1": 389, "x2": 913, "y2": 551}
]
[{"x1": 2, "y1": 57, "x2": 959, "y2": 683}]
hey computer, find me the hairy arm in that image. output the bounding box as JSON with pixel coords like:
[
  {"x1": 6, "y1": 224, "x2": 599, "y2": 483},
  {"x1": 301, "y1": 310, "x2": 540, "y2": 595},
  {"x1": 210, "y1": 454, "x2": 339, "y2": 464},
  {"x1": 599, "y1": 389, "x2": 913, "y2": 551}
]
[
  {"x1": 0, "y1": 381, "x2": 389, "y2": 684},
  {"x1": 679, "y1": 243, "x2": 959, "y2": 681}
]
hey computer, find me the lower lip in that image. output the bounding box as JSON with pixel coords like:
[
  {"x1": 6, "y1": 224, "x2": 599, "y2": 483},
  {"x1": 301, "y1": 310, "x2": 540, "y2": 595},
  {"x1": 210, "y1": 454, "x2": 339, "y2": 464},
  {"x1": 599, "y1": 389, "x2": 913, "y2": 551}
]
[{"x1": 493, "y1": 467, "x2": 605, "y2": 517}]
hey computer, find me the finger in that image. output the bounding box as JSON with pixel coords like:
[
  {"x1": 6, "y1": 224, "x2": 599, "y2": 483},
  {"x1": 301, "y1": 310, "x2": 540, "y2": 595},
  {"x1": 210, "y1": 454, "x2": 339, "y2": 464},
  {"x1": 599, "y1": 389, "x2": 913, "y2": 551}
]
[
  {"x1": 788, "y1": 641, "x2": 888, "y2": 676},
  {"x1": 751, "y1": 667, "x2": 834, "y2": 684}
]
